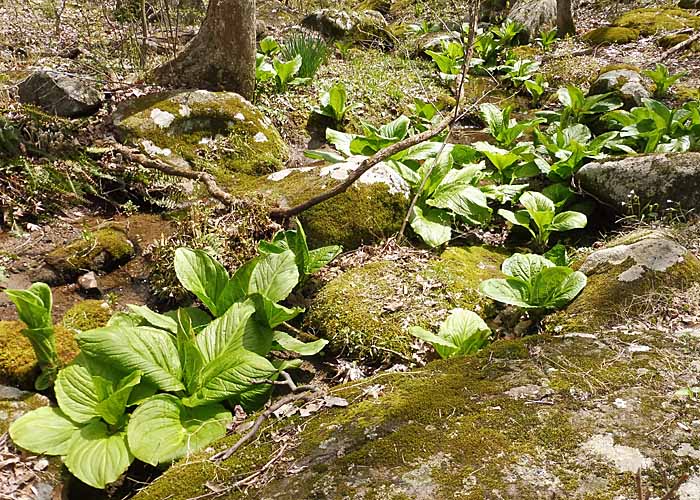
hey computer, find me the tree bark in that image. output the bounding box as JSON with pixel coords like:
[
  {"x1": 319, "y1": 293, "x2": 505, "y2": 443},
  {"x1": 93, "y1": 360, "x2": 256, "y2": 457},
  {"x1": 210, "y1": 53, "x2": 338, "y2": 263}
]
[
  {"x1": 556, "y1": 0, "x2": 575, "y2": 38},
  {"x1": 152, "y1": 0, "x2": 255, "y2": 100}
]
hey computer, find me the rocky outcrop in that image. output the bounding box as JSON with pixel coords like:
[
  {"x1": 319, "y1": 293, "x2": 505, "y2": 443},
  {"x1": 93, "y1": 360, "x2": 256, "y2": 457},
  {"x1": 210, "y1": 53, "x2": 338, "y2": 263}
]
[
  {"x1": 18, "y1": 69, "x2": 102, "y2": 117},
  {"x1": 582, "y1": 27, "x2": 639, "y2": 45},
  {"x1": 588, "y1": 69, "x2": 650, "y2": 108},
  {"x1": 577, "y1": 153, "x2": 700, "y2": 213},
  {"x1": 302, "y1": 9, "x2": 391, "y2": 46},
  {"x1": 304, "y1": 246, "x2": 508, "y2": 362},
  {"x1": 113, "y1": 90, "x2": 288, "y2": 177}
]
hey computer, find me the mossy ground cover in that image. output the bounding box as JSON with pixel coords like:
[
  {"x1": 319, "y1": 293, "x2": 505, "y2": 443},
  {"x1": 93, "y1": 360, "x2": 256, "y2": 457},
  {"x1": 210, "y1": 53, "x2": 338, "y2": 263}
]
[{"x1": 612, "y1": 7, "x2": 700, "y2": 35}]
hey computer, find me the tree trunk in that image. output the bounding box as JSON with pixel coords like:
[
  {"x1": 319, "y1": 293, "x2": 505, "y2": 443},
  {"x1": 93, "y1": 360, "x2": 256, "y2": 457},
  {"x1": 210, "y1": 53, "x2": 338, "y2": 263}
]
[
  {"x1": 556, "y1": 0, "x2": 575, "y2": 38},
  {"x1": 152, "y1": 0, "x2": 255, "y2": 99}
]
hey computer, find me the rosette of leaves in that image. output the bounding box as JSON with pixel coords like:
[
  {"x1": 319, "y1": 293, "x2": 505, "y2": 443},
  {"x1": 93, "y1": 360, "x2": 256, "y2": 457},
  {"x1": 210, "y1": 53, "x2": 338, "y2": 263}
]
[
  {"x1": 9, "y1": 247, "x2": 328, "y2": 489},
  {"x1": 498, "y1": 191, "x2": 587, "y2": 250},
  {"x1": 312, "y1": 83, "x2": 359, "y2": 125},
  {"x1": 409, "y1": 308, "x2": 491, "y2": 359},
  {"x1": 4, "y1": 282, "x2": 60, "y2": 389},
  {"x1": 479, "y1": 253, "x2": 587, "y2": 310}
]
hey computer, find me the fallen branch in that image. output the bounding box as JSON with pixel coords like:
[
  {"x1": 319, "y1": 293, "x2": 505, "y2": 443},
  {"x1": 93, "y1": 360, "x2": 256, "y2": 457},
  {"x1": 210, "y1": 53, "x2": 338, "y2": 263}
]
[
  {"x1": 108, "y1": 142, "x2": 243, "y2": 207},
  {"x1": 209, "y1": 386, "x2": 320, "y2": 462},
  {"x1": 660, "y1": 30, "x2": 700, "y2": 60}
]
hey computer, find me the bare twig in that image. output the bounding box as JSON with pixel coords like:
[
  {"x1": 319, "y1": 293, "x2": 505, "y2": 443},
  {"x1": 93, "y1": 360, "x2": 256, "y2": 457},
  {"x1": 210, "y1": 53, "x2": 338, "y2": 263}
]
[
  {"x1": 209, "y1": 388, "x2": 320, "y2": 462},
  {"x1": 108, "y1": 142, "x2": 244, "y2": 207},
  {"x1": 660, "y1": 30, "x2": 700, "y2": 60},
  {"x1": 397, "y1": 0, "x2": 480, "y2": 241}
]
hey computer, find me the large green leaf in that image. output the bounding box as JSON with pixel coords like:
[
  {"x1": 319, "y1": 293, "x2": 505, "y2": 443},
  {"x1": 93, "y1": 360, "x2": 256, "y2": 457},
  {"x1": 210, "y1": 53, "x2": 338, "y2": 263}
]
[
  {"x1": 183, "y1": 349, "x2": 278, "y2": 407},
  {"x1": 479, "y1": 277, "x2": 532, "y2": 308},
  {"x1": 64, "y1": 420, "x2": 132, "y2": 489},
  {"x1": 520, "y1": 192, "x2": 555, "y2": 230},
  {"x1": 532, "y1": 267, "x2": 587, "y2": 308},
  {"x1": 251, "y1": 294, "x2": 304, "y2": 328},
  {"x1": 128, "y1": 305, "x2": 177, "y2": 333},
  {"x1": 55, "y1": 364, "x2": 101, "y2": 423},
  {"x1": 409, "y1": 326, "x2": 457, "y2": 349},
  {"x1": 127, "y1": 394, "x2": 230, "y2": 466},
  {"x1": 410, "y1": 205, "x2": 452, "y2": 247},
  {"x1": 272, "y1": 330, "x2": 328, "y2": 356},
  {"x1": 9, "y1": 406, "x2": 79, "y2": 455},
  {"x1": 501, "y1": 253, "x2": 554, "y2": 281},
  {"x1": 174, "y1": 248, "x2": 232, "y2": 317},
  {"x1": 248, "y1": 250, "x2": 299, "y2": 303},
  {"x1": 379, "y1": 115, "x2": 410, "y2": 140},
  {"x1": 550, "y1": 211, "x2": 587, "y2": 232},
  {"x1": 437, "y1": 309, "x2": 491, "y2": 358},
  {"x1": 175, "y1": 310, "x2": 205, "y2": 394},
  {"x1": 195, "y1": 301, "x2": 255, "y2": 362},
  {"x1": 5, "y1": 282, "x2": 52, "y2": 329},
  {"x1": 94, "y1": 371, "x2": 142, "y2": 426},
  {"x1": 307, "y1": 246, "x2": 342, "y2": 276},
  {"x1": 77, "y1": 326, "x2": 184, "y2": 392},
  {"x1": 428, "y1": 184, "x2": 492, "y2": 225}
]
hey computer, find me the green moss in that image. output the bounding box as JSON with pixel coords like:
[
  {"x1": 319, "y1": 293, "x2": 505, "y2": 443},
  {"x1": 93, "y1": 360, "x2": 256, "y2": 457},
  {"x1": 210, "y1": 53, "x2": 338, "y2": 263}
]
[
  {"x1": 134, "y1": 329, "x2": 678, "y2": 500},
  {"x1": 225, "y1": 167, "x2": 409, "y2": 249},
  {"x1": 542, "y1": 54, "x2": 602, "y2": 88},
  {"x1": 479, "y1": 338, "x2": 530, "y2": 360},
  {"x1": 597, "y1": 63, "x2": 641, "y2": 77},
  {"x1": 114, "y1": 90, "x2": 288, "y2": 177},
  {"x1": 45, "y1": 227, "x2": 135, "y2": 279},
  {"x1": 582, "y1": 27, "x2": 639, "y2": 45},
  {"x1": 545, "y1": 252, "x2": 700, "y2": 334},
  {"x1": 613, "y1": 8, "x2": 700, "y2": 36},
  {"x1": 675, "y1": 84, "x2": 700, "y2": 101},
  {"x1": 0, "y1": 321, "x2": 79, "y2": 389},
  {"x1": 62, "y1": 300, "x2": 112, "y2": 331},
  {"x1": 304, "y1": 246, "x2": 506, "y2": 362}
]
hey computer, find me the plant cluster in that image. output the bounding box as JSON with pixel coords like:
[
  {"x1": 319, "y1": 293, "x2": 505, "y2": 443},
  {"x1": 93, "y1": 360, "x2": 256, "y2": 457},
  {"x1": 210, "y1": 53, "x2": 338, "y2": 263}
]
[
  {"x1": 7, "y1": 224, "x2": 340, "y2": 489},
  {"x1": 256, "y1": 34, "x2": 328, "y2": 91}
]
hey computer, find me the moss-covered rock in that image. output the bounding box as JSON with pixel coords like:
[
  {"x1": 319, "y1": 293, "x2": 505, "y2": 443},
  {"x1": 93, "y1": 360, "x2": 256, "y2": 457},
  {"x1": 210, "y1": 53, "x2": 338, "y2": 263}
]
[
  {"x1": 304, "y1": 246, "x2": 508, "y2": 362},
  {"x1": 659, "y1": 33, "x2": 700, "y2": 51},
  {"x1": 613, "y1": 7, "x2": 700, "y2": 36},
  {"x1": 45, "y1": 226, "x2": 135, "y2": 282},
  {"x1": 113, "y1": 90, "x2": 288, "y2": 177},
  {"x1": 546, "y1": 234, "x2": 700, "y2": 333},
  {"x1": 301, "y1": 9, "x2": 392, "y2": 47},
  {"x1": 133, "y1": 323, "x2": 700, "y2": 499},
  {"x1": 226, "y1": 161, "x2": 411, "y2": 249},
  {"x1": 61, "y1": 300, "x2": 112, "y2": 331},
  {"x1": 0, "y1": 321, "x2": 79, "y2": 389},
  {"x1": 541, "y1": 54, "x2": 602, "y2": 88},
  {"x1": 582, "y1": 26, "x2": 639, "y2": 45},
  {"x1": 588, "y1": 69, "x2": 650, "y2": 109}
]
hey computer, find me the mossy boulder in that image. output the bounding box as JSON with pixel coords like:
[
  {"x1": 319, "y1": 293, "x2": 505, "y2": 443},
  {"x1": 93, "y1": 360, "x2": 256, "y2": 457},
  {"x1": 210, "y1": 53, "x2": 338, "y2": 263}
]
[
  {"x1": 546, "y1": 234, "x2": 700, "y2": 333},
  {"x1": 612, "y1": 7, "x2": 700, "y2": 36},
  {"x1": 226, "y1": 161, "x2": 411, "y2": 249},
  {"x1": 588, "y1": 69, "x2": 650, "y2": 109},
  {"x1": 61, "y1": 299, "x2": 112, "y2": 331},
  {"x1": 0, "y1": 321, "x2": 79, "y2": 389},
  {"x1": 541, "y1": 54, "x2": 601, "y2": 88},
  {"x1": 45, "y1": 226, "x2": 135, "y2": 283},
  {"x1": 582, "y1": 26, "x2": 639, "y2": 45},
  {"x1": 133, "y1": 324, "x2": 700, "y2": 499},
  {"x1": 577, "y1": 152, "x2": 700, "y2": 214},
  {"x1": 0, "y1": 385, "x2": 66, "y2": 496},
  {"x1": 304, "y1": 246, "x2": 508, "y2": 362},
  {"x1": 113, "y1": 90, "x2": 288, "y2": 177},
  {"x1": 659, "y1": 33, "x2": 700, "y2": 51},
  {"x1": 302, "y1": 9, "x2": 392, "y2": 47}
]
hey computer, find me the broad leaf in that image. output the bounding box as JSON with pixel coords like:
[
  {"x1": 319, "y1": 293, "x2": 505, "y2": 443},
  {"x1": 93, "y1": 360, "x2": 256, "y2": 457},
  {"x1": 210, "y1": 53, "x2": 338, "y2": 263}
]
[
  {"x1": 409, "y1": 326, "x2": 457, "y2": 348},
  {"x1": 55, "y1": 364, "x2": 101, "y2": 423},
  {"x1": 9, "y1": 406, "x2": 79, "y2": 455},
  {"x1": 174, "y1": 248, "x2": 231, "y2": 317},
  {"x1": 77, "y1": 326, "x2": 184, "y2": 392},
  {"x1": 196, "y1": 301, "x2": 256, "y2": 362},
  {"x1": 501, "y1": 253, "x2": 554, "y2": 281},
  {"x1": 128, "y1": 304, "x2": 177, "y2": 333},
  {"x1": 94, "y1": 371, "x2": 142, "y2": 426},
  {"x1": 479, "y1": 277, "x2": 532, "y2": 308},
  {"x1": 272, "y1": 330, "x2": 328, "y2": 356},
  {"x1": 5, "y1": 282, "x2": 52, "y2": 329},
  {"x1": 550, "y1": 211, "x2": 587, "y2": 231},
  {"x1": 410, "y1": 205, "x2": 452, "y2": 247},
  {"x1": 520, "y1": 191, "x2": 555, "y2": 230},
  {"x1": 437, "y1": 309, "x2": 491, "y2": 358},
  {"x1": 307, "y1": 246, "x2": 342, "y2": 275},
  {"x1": 428, "y1": 183, "x2": 492, "y2": 226},
  {"x1": 127, "y1": 394, "x2": 230, "y2": 466},
  {"x1": 248, "y1": 250, "x2": 299, "y2": 303},
  {"x1": 64, "y1": 420, "x2": 132, "y2": 489},
  {"x1": 251, "y1": 294, "x2": 304, "y2": 328}
]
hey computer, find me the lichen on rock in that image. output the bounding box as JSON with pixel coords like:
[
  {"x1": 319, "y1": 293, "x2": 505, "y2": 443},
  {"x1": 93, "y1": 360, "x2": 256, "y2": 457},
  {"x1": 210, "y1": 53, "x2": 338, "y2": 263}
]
[{"x1": 113, "y1": 90, "x2": 288, "y2": 177}]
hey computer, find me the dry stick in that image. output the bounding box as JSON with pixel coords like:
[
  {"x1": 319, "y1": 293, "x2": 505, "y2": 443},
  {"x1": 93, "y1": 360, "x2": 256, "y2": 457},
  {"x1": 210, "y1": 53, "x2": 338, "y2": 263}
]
[
  {"x1": 108, "y1": 142, "x2": 242, "y2": 207},
  {"x1": 660, "y1": 30, "x2": 700, "y2": 60},
  {"x1": 209, "y1": 388, "x2": 320, "y2": 462},
  {"x1": 397, "y1": 0, "x2": 480, "y2": 241}
]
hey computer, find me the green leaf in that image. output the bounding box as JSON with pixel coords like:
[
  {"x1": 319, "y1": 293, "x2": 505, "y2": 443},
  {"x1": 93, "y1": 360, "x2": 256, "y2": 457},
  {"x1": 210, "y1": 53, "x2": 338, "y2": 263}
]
[
  {"x1": 544, "y1": 244, "x2": 568, "y2": 267},
  {"x1": 95, "y1": 371, "x2": 142, "y2": 426},
  {"x1": 520, "y1": 191, "x2": 555, "y2": 230},
  {"x1": 410, "y1": 205, "x2": 452, "y2": 247},
  {"x1": 248, "y1": 250, "x2": 299, "y2": 303},
  {"x1": 273, "y1": 331, "x2": 328, "y2": 355},
  {"x1": 326, "y1": 128, "x2": 355, "y2": 156},
  {"x1": 77, "y1": 326, "x2": 184, "y2": 392},
  {"x1": 501, "y1": 253, "x2": 554, "y2": 281},
  {"x1": 273, "y1": 55, "x2": 302, "y2": 87},
  {"x1": 550, "y1": 211, "x2": 587, "y2": 231},
  {"x1": 379, "y1": 115, "x2": 410, "y2": 140},
  {"x1": 128, "y1": 304, "x2": 177, "y2": 333},
  {"x1": 5, "y1": 282, "x2": 52, "y2": 329},
  {"x1": 127, "y1": 394, "x2": 230, "y2": 466},
  {"x1": 183, "y1": 349, "x2": 278, "y2": 408},
  {"x1": 427, "y1": 184, "x2": 492, "y2": 225},
  {"x1": 64, "y1": 420, "x2": 132, "y2": 489},
  {"x1": 409, "y1": 326, "x2": 457, "y2": 348},
  {"x1": 436, "y1": 308, "x2": 491, "y2": 358},
  {"x1": 530, "y1": 266, "x2": 574, "y2": 307},
  {"x1": 9, "y1": 406, "x2": 79, "y2": 455},
  {"x1": 251, "y1": 294, "x2": 303, "y2": 328},
  {"x1": 174, "y1": 248, "x2": 231, "y2": 317},
  {"x1": 55, "y1": 364, "x2": 101, "y2": 423},
  {"x1": 196, "y1": 301, "x2": 256, "y2": 362},
  {"x1": 307, "y1": 246, "x2": 342, "y2": 275},
  {"x1": 479, "y1": 277, "x2": 532, "y2": 308},
  {"x1": 498, "y1": 209, "x2": 530, "y2": 227},
  {"x1": 541, "y1": 268, "x2": 587, "y2": 308}
]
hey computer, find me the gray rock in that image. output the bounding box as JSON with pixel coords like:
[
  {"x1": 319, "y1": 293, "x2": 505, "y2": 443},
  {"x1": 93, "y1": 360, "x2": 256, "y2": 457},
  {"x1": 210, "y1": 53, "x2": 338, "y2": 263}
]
[
  {"x1": 589, "y1": 69, "x2": 650, "y2": 109},
  {"x1": 18, "y1": 69, "x2": 102, "y2": 117},
  {"x1": 302, "y1": 9, "x2": 390, "y2": 46},
  {"x1": 577, "y1": 152, "x2": 700, "y2": 213}
]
